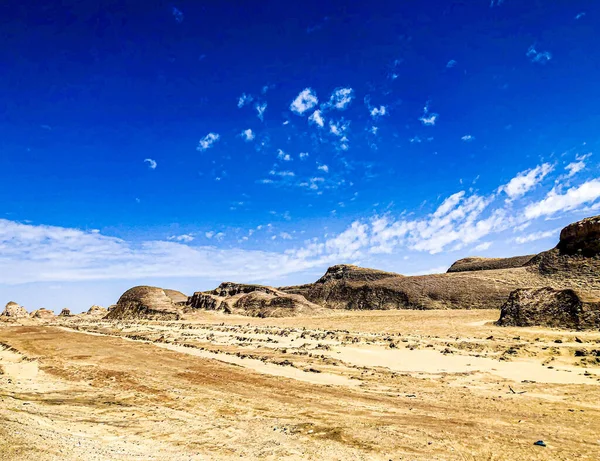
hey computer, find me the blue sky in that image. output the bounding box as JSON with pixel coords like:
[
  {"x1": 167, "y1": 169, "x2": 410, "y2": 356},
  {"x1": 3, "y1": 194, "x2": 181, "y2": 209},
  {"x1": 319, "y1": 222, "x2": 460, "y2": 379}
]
[{"x1": 2, "y1": 1, "x2": 600, "y2": 311}]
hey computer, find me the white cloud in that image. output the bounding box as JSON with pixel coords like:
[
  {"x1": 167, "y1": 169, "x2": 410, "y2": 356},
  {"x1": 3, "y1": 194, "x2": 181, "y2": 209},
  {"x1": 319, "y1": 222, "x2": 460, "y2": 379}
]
[
  {"x1": 237, "y1": 93, "x2": 253, "y2": 108},
  {"x1": 409, "y1": 136, "x2": 422, "y2": 144},
  {"x1": 269, "y1": 170, "x2": 295, "y2": 177},
  {"x1": 474, "y1": 241, "x2": 492, "y2": 251},
  {"x1": 514, "y1": 229, "x2": 559, "y2": 244},
  {"x1": 327, "y1": 87, "x2": 354, "y2": 110},
  {"x1": 526, "y1": 45, "x2": 552, "y2": 64},
  {"x1": 317, "y1": 164, "x2": 329, "y2": 173},
  {"x1": 446, "y1": 59, "x2": 457, "y2": 68},
  {"x1": 3, "y1": 160, "x2": 597, "y2": 287},
  {"x1": 564, "y1": 154, "x2": 590, "y2": 178},
  {"x1": 197, "y1": 132, "x2": 220, "y2": 151},
  {"x1": 299, "y1": 152, "x2": 309, "y2": 160},
  {"x1": 279, "y1": 232, "x2": 293, "y2": 240},
  {"x1": 524, "y1": 179, "x2": 600, "y2": 219},
  {"x1": 419, "y1": 114, "x2": 437, "y2": 126},
  {"x1": 241, "y1": 129, "x2": 255, "y2": 142},
  {"x1": 290, "y1": 88, "x2": 318, "y2": 115},
  {"x1": 490, "y1": 0, "x2": 504, "y2": 7},
  {"x1": 255, "y1": 102, "x2": 267, "y2": 121},
  {"x1": 419, "y1": 103, "x2": 438, "y2": 126},
  {"x1": 144, "y1": 158, "x2": 157, "y2": 169},
  {"x1": 575, "y1": 12, "x2": 586, "y2": 20},
  {"x1": 309, "y1": 110, "x2": 325, "y2": 127},
  {"x1": 370, "y1": 106, "x2": 387, "y2": 119},
  {"x1": 500, "y1": 163, "x2": 553, "y2": 199},
  {"x1": 172, "y1": 7, "x2": 184, "y2": 23},
  {"x1": 277, "y1": 149, "x2": 292, "y2": 161},
  {"x1": 168, "y1": 234, "x2": 194, "y2": 243},
  {"x1": 461, "y1": 135, "x2": 474, "y2": 142}
]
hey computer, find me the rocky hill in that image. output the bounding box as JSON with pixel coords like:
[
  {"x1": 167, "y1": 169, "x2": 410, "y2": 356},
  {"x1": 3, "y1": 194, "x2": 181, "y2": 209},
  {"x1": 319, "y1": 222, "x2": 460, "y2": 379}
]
[
  {"x1": 447, "y1": 255, "x2": 535, "y2": 273},
  {"x1": 105, "y1": 286, "x2": 186, "y2": 320},
  {"x1": 187, "y1": 282, "x2": 325, "y2": 317},
  {"x1": 0, "y1": 302, "x2": 29, "y2": 320},
  {"x1": 282, "y1": 215, "x2": 600, "y2": 312},
  {"x1": 496, "y1": 287, "x2": 600, "y2": 330}
]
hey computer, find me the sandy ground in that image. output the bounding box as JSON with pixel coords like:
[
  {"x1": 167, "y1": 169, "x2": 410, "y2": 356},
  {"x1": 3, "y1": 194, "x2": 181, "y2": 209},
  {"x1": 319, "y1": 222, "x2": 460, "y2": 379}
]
[{"x1": 1, "y1": 309, "x2": 600, "y2": 460}]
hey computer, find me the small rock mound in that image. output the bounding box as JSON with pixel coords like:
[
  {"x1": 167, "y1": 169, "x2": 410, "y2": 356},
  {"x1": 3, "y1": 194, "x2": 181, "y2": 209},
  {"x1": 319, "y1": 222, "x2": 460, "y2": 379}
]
[
  {"x1": 31, "y1": 308, "x2": 56, "y2": 319},
  {"x1": 86, "y1": 305, "x2": 108, "y2": 316},
  {"x1": 1, "y1": 302, "x2": 29, "y2": 319},
  {"x1": 497, "y1": 287, "x2": 600, "y2": 330},
  {"x1": 105, "y1": 286, "x2": 182, "y2": 320},
  {"x1": 558, "y1": 215, "x2": 600, "y2": 256},
  {"x1": 447, "y1": 255, "x2": 535, "y2": 273},
  {"x1": 59, "y1": 308, "x2": 72, "y2": 317}
]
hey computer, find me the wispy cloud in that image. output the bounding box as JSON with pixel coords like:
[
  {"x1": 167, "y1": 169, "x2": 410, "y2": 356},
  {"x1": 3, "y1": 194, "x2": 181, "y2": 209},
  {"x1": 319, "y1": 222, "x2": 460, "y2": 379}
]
[
  {"x1": 168, "y1": 234, "x2": 194, "y2": 243},
  {"x1": 277, "y1": 149, "x2": 292, "y2": 161},
  {"x1": 526, "y1": 45, "x2": 552, "y2": 64},
  {"x1": 290, "y1": 88, "x2": 319, "y2": 115},
  {"x1": 575, "y1": 12, "x2": 586, "y2": 20},
  {"x1": 317, "y1": 164, "x2": 329, "y2": 173},
  {"x1": 171, "y1": 7, "x2": 184, "y2": 23},
  {"x1": 2, "y1": 161, "x2": 598, "y2": 285},
  {"x1": 309, "y1": 110, "x2": 325, "y2": 127},
  {"x1": 564, "y1": 153, "x2": 590, "y2": 177},
  {"x1": 489, "y1": 0, "x2": 504, "y2": 7},
  {"x1": 237, "y1": 93, "x2": 253, "y2": 108},
  {"x1": 461, "y1": 135, "x2": 475, "y2": 142},
  {"x1": 500, "y1": 163, "x2": 553, "y2": 199},
  {"x1": 197, "y1": 133, "x2": 220, "y2": 151},
  {"x1": 144, "y1": 158, "x2": 157, "y2": 169},
  {"x1": 446, "y1": 59, "x2": 457, "y2": 68},
  {"x1": 299, "y1": 152, "x2": 309, "y2": 160},
  {"x1": 419, "y1": 102, "x2": 438, "y2": 126},
  {"x1": 524, "y1": 179, "x2": 600, "y2": 219},
  {"x1": 514, "y1": 229, "x2": 559, "y2": 244},
  {"x1": 255, "y1": 102, "x2": 267, "y2": 121}
]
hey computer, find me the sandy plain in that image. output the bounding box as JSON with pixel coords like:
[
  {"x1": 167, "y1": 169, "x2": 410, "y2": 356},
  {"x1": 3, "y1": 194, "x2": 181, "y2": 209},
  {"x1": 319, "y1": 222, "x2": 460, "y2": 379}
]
[{"x1": 1, "y1": 309, "x2": 600, "y2": 460}]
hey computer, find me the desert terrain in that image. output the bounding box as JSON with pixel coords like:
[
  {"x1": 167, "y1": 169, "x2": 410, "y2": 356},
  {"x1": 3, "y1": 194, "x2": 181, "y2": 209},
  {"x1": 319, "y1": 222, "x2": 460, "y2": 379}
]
[
  {"x1": 1, "y1": 215, "x2": 600, "y2": 460},
  {"x1": 2, "y1": 310, "x2": 600, "y2": 460}
]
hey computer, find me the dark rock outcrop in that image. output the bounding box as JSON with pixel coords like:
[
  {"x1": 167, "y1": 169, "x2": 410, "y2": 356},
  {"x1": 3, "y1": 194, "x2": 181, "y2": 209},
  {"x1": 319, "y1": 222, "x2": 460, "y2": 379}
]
[
  {"x1": 557, "y1": 215, "x2": 600, "y2": 256},
  {"x1": 59, "y1": 308, "x2": 72, "y2": 317},
  {"x1": 497, "y1": 287, "x2": 600, "y2": 330},
  {"x1": 1, "y1": 301, "x2": 29, "y2": 319},
  {"x1": 105, "y1": 286, "x2": 183, "y2": 320},
  {"x1": 187, "y1": 282, "x2": 323, "y2": 317},
  {"x1": 447, "y1": 255, "x2": 535, "y2": 273}
]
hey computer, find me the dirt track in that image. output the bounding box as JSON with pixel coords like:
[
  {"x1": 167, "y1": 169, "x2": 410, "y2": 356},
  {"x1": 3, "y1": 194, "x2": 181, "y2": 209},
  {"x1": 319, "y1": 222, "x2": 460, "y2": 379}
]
[{"x1": 2, "y1": 310, "x2": 600, "y2": 460}]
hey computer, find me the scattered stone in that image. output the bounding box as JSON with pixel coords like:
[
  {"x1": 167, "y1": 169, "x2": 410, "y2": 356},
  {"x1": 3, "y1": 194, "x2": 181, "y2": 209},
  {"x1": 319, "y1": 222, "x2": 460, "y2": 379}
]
[{"x1": 533, "y1": 440, "x2": 546, "y2": 447}]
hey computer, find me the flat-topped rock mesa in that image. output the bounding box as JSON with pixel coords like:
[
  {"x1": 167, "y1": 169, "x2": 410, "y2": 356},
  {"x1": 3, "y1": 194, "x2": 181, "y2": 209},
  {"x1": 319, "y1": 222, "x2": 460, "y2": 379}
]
[
  {"x1": 447, "y1": 255, "x2": 536, "y2": 273},
  {"x1": 1, "y1": 301, "x2": 29, "y2": 320},
  {"x1": 105, "y1": 286, "x2": 186, "y2": 320},
  {"x1": 187, "y1": 282, "x2": 324, "y2": 317},
  {"x1": 557, "y1": 215, "x2": 600, "y2": 256},
  {"x1": 497, "y1": 287, "x2": 600, "y2": 330},
  {"x1": 31, "y1": 308, "x2": 56, "y2": 319}
]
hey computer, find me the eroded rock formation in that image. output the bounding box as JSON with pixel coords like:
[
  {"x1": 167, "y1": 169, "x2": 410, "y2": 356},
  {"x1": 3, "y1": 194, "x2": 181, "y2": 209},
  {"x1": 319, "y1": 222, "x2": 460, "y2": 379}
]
[
  {"x1": 447, "y1": 255, "x2": 535, "y2": 273},
  {"x1": 497, "y1": 287, "x2": 600, "y2": 330},
  {"x1": 31, "y1": 308, "x2": 55, "y2": 319},
  {"x1": 105, "y1": 286, "x2": 184, "y2": 320},
  {"x1": 1, "y1": 302, "x2": 29, "y2": 319},
  {"x1": 187, "y1": 282, "x2": 323, "y2": 317}
]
